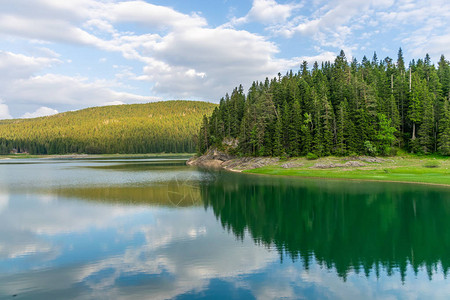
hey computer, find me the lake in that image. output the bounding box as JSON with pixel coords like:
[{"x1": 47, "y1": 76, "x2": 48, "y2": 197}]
[{"x1": 0, "y1": 157, "x2": 449, "y2": 299}]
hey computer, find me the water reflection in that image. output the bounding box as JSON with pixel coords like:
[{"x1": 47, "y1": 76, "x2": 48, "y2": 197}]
[
  {"x1": 0, "y1": 193, "x2": 276, "y2": 299},
  {"x1": 48, "y1": 183, "x2": 201, "y2": 207},
  {"x1": 202, "y1": 171, "x2": 450, "y2": 281},
  {"x1": 0, "y1": 159, "x2": 450, "y2": 299}
]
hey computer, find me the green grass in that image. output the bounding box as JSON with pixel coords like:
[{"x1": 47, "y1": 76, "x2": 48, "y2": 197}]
[{"x1": 244, "y1": 155, "x2": 450, "y2": 186}]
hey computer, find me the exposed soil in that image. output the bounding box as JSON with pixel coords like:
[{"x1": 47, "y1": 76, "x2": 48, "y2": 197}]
[
  {"x1": 311, "y1": 161, "x2": 366, "y2": 169},
  {"x1": 186, "y1": 149, "x2": 279, "y2": 172}
]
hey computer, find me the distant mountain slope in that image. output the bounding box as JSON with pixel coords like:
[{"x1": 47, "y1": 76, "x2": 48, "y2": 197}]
[{"x1": 0, "y1": 100, "x2": 216, "y2": 154}]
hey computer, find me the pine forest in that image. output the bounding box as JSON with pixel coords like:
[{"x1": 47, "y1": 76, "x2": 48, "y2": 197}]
[
  {"x1": 198, "y1": 49, "x2": 450, "y2": 157},
  {"x1": 0, "y1": 101, "x2": 216, "y2": 154}
]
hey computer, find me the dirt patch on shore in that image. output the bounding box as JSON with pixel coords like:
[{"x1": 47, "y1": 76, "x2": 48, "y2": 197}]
[
  {"x1": 347, "y1": 156, "x2": 393, "y2": 163},
  {"x1": 186, "y1": 149, "x2": 279, "y2": 171},
  {"x1": 280, "y1": 162, "x2": 304, "y2": 169},
  {"x1": 223, "y1": 157, "x2": 279, "y2": 171},
  {"x1": 311, "y1": 161, "x2": 366, "y2": 169}
]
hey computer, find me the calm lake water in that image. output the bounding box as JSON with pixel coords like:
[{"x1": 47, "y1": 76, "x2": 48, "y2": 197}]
[{"x1": 0, "y1": 158, "x2": 449, "y2": 299}]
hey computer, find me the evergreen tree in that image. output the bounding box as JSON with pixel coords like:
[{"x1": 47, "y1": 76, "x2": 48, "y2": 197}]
[
  {"x1": 376, "y1": 113, "x2": 397, "y2": 155},
  {"x1": 409, "y1": 73, "x2": 424, "y2": 146},
  {"x1": 289, "y1": 100, "x2": 302, "y2": 156},
  {"x1": 336, "y1": 99, "x2": 349, "y2": 155},
  {"x1": 438, "y1": 99, "x2": 450, "y2": 155},
  {"x1": 273, "y1": 115, "x2": 283, "y2": 156},
  {"x1": 301, "y1": 113, "x2": 313, "y2": 154}
]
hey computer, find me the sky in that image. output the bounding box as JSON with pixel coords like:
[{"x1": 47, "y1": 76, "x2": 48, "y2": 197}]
[{"x1": 0, "y1": 0, "x2": 449, "y2": 119}]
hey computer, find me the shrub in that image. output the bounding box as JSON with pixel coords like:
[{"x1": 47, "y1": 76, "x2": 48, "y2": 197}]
[
  {"x1": 364, "y1": 141, "x2": 377, "y2": 156},
  {"x1": 280, "y1": 153, "x2": 289, "y2": 161},
  {"x1": 389, "y1": 147, "x2": 399, "y2": 156},
  {"x1": 306, "y1": 152, "x2": 318, "y2": 160},
  {"x1": 424, "y1": 161, "x2": 440, "y2": 168},
  {"x1": 348, "y1": 152, "x2": 358, "y2": 158}
]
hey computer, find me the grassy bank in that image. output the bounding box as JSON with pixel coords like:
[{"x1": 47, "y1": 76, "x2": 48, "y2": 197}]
[{"x1": 244, "y1": 155, "x2": 450, "y2": 186}]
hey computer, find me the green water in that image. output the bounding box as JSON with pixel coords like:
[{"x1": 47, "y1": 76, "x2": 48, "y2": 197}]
[{"x1": 0, "y1": 158, "x2": 449, "y2": 299}]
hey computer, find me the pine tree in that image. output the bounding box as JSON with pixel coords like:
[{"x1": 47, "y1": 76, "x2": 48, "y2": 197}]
[
  {"x1": 289, "y1": 99, "x2": 302, "y2": 156},
  {"x1": 301, "y1": 113, "x2": 313, "y2": 154},
  {"x1": 438, "y1": 99, "x2": 450, "y2": 155},
  {"x1": 282, "y1": 100, "x2": 291, "y2": 152},
  {"x1": 273, "y1": 115, "x2": 283, "y2": 156},
  {"x1": 376, "y1": 113, "x2": 397, "y2": 155},
  {"x1": 336, "y1": 99, "x2": 349, "y2": 155},
  {"x1": 321, "y1": 96, "x2": 335, "y2": 155},
  {"x1": 438, "y1": 55, "x2": 450, "y2": 100},
  {"x1": 388, "y1": 94, "x2": 401, "y2": 137},
  {"x1": 418, "y1": 92, "x2": 434, "y2": 153},
  {"x1": 409, "y1": 73, "x2": 424, "y2": 145}
]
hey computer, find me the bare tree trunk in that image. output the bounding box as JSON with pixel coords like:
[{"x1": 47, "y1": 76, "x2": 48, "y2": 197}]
[
  {"x1": 391, "y1": 74, "x2": 394, "y2": 94},
  {"x1": 409, "y1": 68, "x2": 412, "y2": 92}
]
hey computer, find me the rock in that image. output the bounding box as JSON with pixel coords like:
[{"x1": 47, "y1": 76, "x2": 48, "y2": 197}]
[
  {"x1": 280, "y1": 162, "x2": 304, "y2": 169},
  {"x1": 222, "y1": 138, "x2": 239, "y2": 149},
  {"x1": 186, "y1": 148, "x2": 235, "y2": 168},
  {"x1": 222, "y1": 157, "x2": 279, "y2": 171},
  {"x1": 311, "y1": 161, "x2": 366, "y2": 169},
  {"x1": 343, "y1": 161, "x2": 366, "y2": 167},
  {"x1": 355, "y1": 156, "x2": 385, "y2": 163},
  {"x1": 311, "y1": 163, "x2": 336, "y2": 169}
]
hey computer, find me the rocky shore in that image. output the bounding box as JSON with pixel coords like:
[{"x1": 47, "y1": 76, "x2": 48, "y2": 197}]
[
  {"x1": 186, "y1": 149, "x2": 279, "y2": 172},
  {"x1": 186, "y1": 147, "x2": 400, "y2": 172}
]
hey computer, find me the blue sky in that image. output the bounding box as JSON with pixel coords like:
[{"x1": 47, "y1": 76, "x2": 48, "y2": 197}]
[{"x1": 0, "y1": 0, "x2": 449, "y2": 119}]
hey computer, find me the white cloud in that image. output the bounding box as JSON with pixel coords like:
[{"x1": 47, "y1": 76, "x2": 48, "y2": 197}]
[
  {"x1": 103, "y1": 101, "x2": 125, "y2": 106},
  {"x1": 105, "y1": 0, "x2": 207, "y2": 29},
  {"x1": 6, "y1": 73, "x2": 157, "y2": 106},
  {"x1": 136, "y1": 26, "x2": 298, "y2": 99},
  {"x1": 272, "y1": 0, "x2": 375, "y2": 44},
  {"x1": 0, "y1": 0, "x2": 301, "y2": 107},
  {"x1": 232, "y1": 0, "x2": 301, "y2": 25},
  {"x1": 263, "y1": 0, "x2": 450, "y2": 61},
  {"x1": 0, "y1": 103, "x2": 12, "y2": 120},
  {"x1": 0, "y1": 51, "x2": 159, "y2": 116},
  {"x1": 377, "y1": 0, "x2": 450, "y2": 58},
  {"x1": 21, "y1": 106, "x2": 59, "y2": 119},
  {"x1": 0, "y1": 51, "x2": 59, "y2": 80},
  {"x1": 0, "y1": 15, "x2": 104, "y2": 46}
]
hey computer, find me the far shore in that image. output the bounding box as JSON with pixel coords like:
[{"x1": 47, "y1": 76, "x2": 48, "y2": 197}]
[{"x1": 0, "y1": 153, "x2": 195, "y2": 160}]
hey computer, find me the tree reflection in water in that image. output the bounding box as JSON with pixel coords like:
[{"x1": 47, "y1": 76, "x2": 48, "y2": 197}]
[{"x1": 202, "y1": 171, "x2": 450, "y2": 281}]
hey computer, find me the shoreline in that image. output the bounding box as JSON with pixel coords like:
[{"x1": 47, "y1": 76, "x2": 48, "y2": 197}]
[
  {"x1": 187, "y1": 151, "x2": 450, "y2": 187},
  {"x1": 1, "y1": 153, "x2": 194, "y2": 160},
  {"x1": 3, "y1": 152, "x2": 448, "y2": 186},
  {"x1": 242, "y1": 169, "x2": 450, "y2": 188}
]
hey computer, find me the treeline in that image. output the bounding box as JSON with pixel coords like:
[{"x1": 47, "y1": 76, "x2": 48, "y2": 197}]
[
  {"x1": 198, "y1": 49, "x2": 450, "y2": 156},
  {"x1": 0, "y1": 101, "x2": 216, "y2": 154}
]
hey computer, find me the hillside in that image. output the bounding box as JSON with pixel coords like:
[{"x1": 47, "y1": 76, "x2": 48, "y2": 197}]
[{"x1": 0, "y1": 100, "x2": 216, "y2": 154}]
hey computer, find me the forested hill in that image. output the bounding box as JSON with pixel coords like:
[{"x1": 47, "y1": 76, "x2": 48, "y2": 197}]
[
  {"x1": 198, "y1": 49, "x2": 450, "y2": 157},
  {"x1": 0, "y1": 100, "x2": 216, "y2": 154}
]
